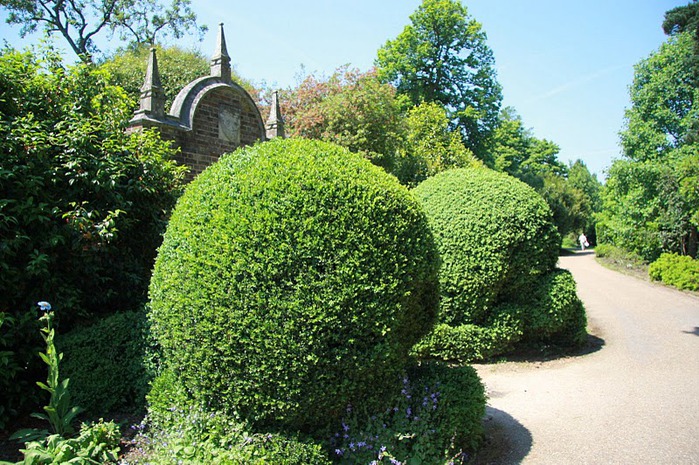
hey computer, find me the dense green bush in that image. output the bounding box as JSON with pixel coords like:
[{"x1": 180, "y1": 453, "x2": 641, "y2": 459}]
[
  {"x1": 413, "y1": 167, "x2": 560, "y2": 325},
  {"x1": 329, "y1": 362, "x2": 486, "y2": 463},
  {"x1": 649, "y1": 253, "x2": 699, "y2": 291},
  {"x1": 412, "y1": 167, "x2": 586, "y2": 361},
  {"x1": 58, "y1": 310, "x2": 156, "y2": 417},
  {"x1": 514, "y1": 269, "x2": 587, "y2": 346},
  {"x1": 148, "y1": 138, "x2": 439, "y2": 434},
  {"x1": 0, "y1": 46, "x2": 184, "y2": 427}
]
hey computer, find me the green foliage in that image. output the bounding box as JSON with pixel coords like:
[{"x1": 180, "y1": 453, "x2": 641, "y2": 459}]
[
  {"x1": 0, "y1": 311, "x2": 40, "y2": 430},
  {"x1": 101, "y1": 44, "x2": 259, "y2": 112},
  {"x1": 599, "y1": 158, "x2": 695, "y2": 261},
  {"x1": 395, "y1": 102, "x2": 480, "y2": 187},
  {"x1": 601, "y1": 31, "x2": 698, "y2": 260},
  {"x1": 515, "y1": 269, "x2": 587, "y2": 346},
  {"x1": 0, "y1": 0, "x2": 205, "y2": 61},
  {"x1": 376, "y1": 0, "x2": 502, "y2": 159},
  {"x1": 413, "y1": 167, "x2": 587, "y2": 362},
  {"x1": 0, "y1": 46, "x2": 184, "y2": 426},
  {"x1": 412, "y1": 317, "x2": 523, "y2": 364},
  {"x1": 282, "y1": 67, "x2": 408, "y2": 173},
  {"x1": 413, "y1": 167, "x2": 560, "y2": 325},
  {"x1": 148, "y1": 138, "x2": 439, "y2": 434},
  {"x1": 130, "y1": 398, "x2": 331, "y2": 465},
  {"x1": 330, "y1": 363, "x2": 486, "y2": 464},
  {"x1": 12, "y1": 304, "x2": 81, "y2": 444},
  {"x1": 58, "y1": 310, "x2": 156, "y2": 417},
  {"x1": 14, "y1": 420, "x2": 121, "y2": 465},
  {"x1": 649, "y1": 253, "x2": 699, "y2": 291}
]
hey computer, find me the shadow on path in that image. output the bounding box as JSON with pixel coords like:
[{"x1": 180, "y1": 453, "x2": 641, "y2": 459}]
[
  {"x1": 472, "y1": 407, "x2": 532, "y2": 465},
  {"x1": 683, "y1": 326, "x2": 699, "y2": 337},
  {"x1": 489, "y1": 333, "x2": 606, "y2": 364}
]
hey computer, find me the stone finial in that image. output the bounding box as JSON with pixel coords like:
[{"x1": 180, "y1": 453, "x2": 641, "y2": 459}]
[
  {"x1": 211, "y1": 23, "x2": 232, "y2": 83},
  {"x1": 266, "y1": 90, "x2": 285, "y2": 139},
  {"x1": 137, "y1": 47, "x2": 166, "y2": 118}
]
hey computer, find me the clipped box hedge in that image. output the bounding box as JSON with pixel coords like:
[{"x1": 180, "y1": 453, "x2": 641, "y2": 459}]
[
  {"x1": 148, "y1": 138, "x2": 440, "y2": 434},
  {"x1": 412, "y1": 167, "x2": 586, "y2": 361}
]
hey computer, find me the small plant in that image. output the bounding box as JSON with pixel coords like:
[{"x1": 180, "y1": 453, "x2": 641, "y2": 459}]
[
  {"x1": 12, "y1": 302, "x2": 82, "y2": 443},
  {"x1": 7, "y1": 302, "x2": 121, "y2": 465}
]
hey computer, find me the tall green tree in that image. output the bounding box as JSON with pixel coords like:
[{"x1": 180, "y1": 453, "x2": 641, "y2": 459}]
[
  {"x1": 0, "y1": 0, "x2": 205, "y2": 62},
  {"x1": 599, "y1": 32, "x2": 699, "y2": 259},
  {"x1": 375, "y1": 0, "x2": 502, "y2": 160}
]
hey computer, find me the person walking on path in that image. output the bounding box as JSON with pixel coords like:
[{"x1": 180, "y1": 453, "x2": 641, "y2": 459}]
[{"x1": 578, "y1": 232, "x2": 589, "y2": 251}]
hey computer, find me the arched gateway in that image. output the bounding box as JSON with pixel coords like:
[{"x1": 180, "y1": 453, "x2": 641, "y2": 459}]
[{"x1": 127, "y1": 24, "x2": 285, "y2": 180}]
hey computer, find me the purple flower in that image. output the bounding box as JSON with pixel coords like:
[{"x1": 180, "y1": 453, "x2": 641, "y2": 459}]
[
  {"x1": 342, "y1": 422, "x2": 350, "y2": 432},
  {"x1": 335, "y1": 448, "x2": 344, "y2": 456}
]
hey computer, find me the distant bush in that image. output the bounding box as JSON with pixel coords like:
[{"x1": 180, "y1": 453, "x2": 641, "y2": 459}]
[
  {"x1": 58, "y1": 310, "x2": 156, "y2": 417},
  {"x1": 649, "y1": 253, "x2": 699, "y2": 291},
  {"x1": 412, "y1": 167, "x2": 586, "y2": 361},
  {"x1": 148, "y1": 138, "x2": 439, "y2": 434}
]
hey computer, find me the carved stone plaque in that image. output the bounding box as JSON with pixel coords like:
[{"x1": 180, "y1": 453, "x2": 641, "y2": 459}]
[{"x1": 219, "y1": 107, "x2": 241, "y2": 144}]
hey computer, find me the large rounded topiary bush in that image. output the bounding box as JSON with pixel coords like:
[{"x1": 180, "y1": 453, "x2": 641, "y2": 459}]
[
  {"x1": 148, "y1": 138, "x2": 439, "y2": 433},
  {"x1": 413, "y1": 167, "x2": 560, "y2": 326},
  {"x1": 412, "y1": 167, "x2": 586, "y2": 362}
]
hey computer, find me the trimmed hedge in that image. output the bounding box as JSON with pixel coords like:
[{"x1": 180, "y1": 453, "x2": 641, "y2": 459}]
[
  {"x1": 412, "y1": 167, "x2": 586, "y2": 362},
  {"x1": 58, "y1": 310, "x2": 156, "y2": 417},
  {"x1": 649, "y1": 253, "x2": 699, "y2": 291},
  {"x1": 413, "y1": 167, "x2": 560, "y2": 326},
  {"x1": 148, "y1": 138, "x2": 440, "y2": 434}
]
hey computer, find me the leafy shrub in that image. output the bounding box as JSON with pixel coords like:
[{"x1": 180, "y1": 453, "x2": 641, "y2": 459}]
[
  {"x1": 412, "y1": 167, "x2": 587, "y2": 362},
  {"x1": 148, "y1": 138, "x2": 440, "y2": 434},
  {"x1": 514, "y1": 269, "x2": 587, "y2": 346},
  {"x1": 413, "y1": 167, "x2": 560, "y2": 326},
  {"x1": 412, "y1": 316, "x2": 524, "y2": 364},
  {"x1": 329, "y1": 362, "x2": 485, "y2": 464},
  {"x1": 649, "y1": 253, "x2": 699, "y2": 291},
  {"x1": 17, "y1": 420, "x2": 121, "y2": 464},
  {"x1": 0, "y1": 46, "x2": 184, "y2": 426},
  {"x1": 58, "y1": 310, "x2": 156, "y2": 417},
  {"x1": 128, "y1": 400, "x2": 331, "y2": 465}
]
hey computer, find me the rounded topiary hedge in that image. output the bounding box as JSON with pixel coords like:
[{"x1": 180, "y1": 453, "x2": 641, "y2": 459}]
[
  {"x1": 412, "y1": 167, "x2": 560, "y2": 326},
  {"x1": 148, "y1": 138, "x2": 439, "y2": 433}
]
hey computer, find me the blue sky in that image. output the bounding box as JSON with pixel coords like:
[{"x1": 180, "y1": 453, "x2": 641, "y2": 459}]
[{"x1": 0, "y1": 0, "x2": 689, "y2": 178}]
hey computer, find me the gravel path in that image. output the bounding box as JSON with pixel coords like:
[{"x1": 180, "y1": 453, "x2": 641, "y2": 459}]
[{"x1": 472, "y1": 251, "x2": 699, "y2": 464}]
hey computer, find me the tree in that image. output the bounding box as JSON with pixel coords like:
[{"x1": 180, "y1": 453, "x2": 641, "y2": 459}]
[
  {"x1": 599, "y1": 32, "x2": 699, "y2": 259},
  {"x1": 100, "y1": 45, "x2": 258, "y2": 112},
  {"x1": 108, "y1": 0, "x2": 206, "y2": 47},
  {"x1": 282, "y1": 67, "x2": 408, "y2": 173},
  {"x1": 568, "y1": 160, "x2": 602, "y2": 242},
  {"x1": 375, "y1": 0, "x2": 502, "y2": 160},
  {"x1": 395, "y1": 101, "x2": 479, "y2": 186},
  {"x1": 0, "y1": 0, "x2": 205, "y2": 62}
]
